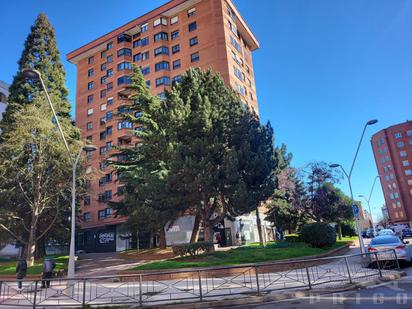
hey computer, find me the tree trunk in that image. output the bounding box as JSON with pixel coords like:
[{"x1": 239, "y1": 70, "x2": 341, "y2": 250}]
[
  {"x1": 26, "y1": 213, "x2": 37, "y2": 266},
  {"x1": 159, "y1": 227, "x2": 166, "y2": 249},
  {"x1": 203, "y1": 219, "x2": 213, "y2": 242},
  {"x1": 337, "y1": 222, "x2": 342, "y2": 240},
  {"x1": 256, "y1": 208, "x2": 264, "y2": 246},
  {"x1": 149, "y1": 231, "x2": 154, "y2": 249},
  {"x1": 35, "y1": 237, "x2": 46, "y2": 260},
  {"x1": 190, "y1": 214, "x2": 201, "y2": 243}
]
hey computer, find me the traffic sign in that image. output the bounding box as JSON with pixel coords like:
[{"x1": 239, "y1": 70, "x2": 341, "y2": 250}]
[{"x1": 352, "y1": 204, "x2": 359, "y2": 218}]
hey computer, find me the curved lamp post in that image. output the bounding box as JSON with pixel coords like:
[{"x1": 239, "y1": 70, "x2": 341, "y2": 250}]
[
  {"x1": 359, "y1": 175, "x2": 381, "y2": 237},
  {"x1": 329, "y1": 119, "x2": 378, "y2": 254},
  {"x1": 22, "y1": 68, "x2": 97, "y2": 280}
]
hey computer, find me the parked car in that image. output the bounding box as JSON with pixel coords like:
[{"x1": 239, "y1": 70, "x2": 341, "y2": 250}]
[
  {"x1": 366, "y1": 228, "x2": 375, "y2": 238},
  {"x1": 368, "y1": 235, "x2": 411, "y2": 263},
  {"x1": 377, "y1": 229, "x2": 395, "y2": 236},
  {"x1": 402, "y1": 229, "x2": 412, "y2": 238},
  {"x1": 361, "y1": 230, "x2": 368, "y2": 238}
]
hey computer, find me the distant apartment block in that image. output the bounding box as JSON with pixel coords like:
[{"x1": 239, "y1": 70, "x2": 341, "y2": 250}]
[
  {"x1": 371, "y1": 121, "x2": 412, "y2": 225},
  {"x1": 67, "y1": 0, "x2": 260, "y2": 252}
]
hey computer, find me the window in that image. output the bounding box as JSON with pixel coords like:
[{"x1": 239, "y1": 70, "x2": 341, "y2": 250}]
[
  {"x1": 232, "y1": 51, "x2": 243, "y2": 66},
  {"x1": 107, "y1": 97, "x2": 113, "y2": 105},
  {"x1": 100, "y1": 103, "x2": 107, "y2": 111},
  {"x1": 406, "y1": 170, "x2": 412, "y2": 176},
  {"x1": 189, "y1": 37, "x2": 198, "y2": 46},
  {"x1": 117, "y1": 48, "x2": 132, "y2": 57},
  {"x1": 154, "y1": 32, "x2": 168, "y2": 42},
  {"x1": 142, "y1": 51, "x2": 150, "y2": 61},
  {"x1": 141, "y1": 23, "x2": 148, "y2": 33},
  {"x1": 233, "y1": 66, "x2": 244, "y2": 81},
  {"x1": 230, "y1": 35, "x2": 242, "y2": 53},
  {"x1": 107, "y1": 141, "x2": 113, "y2": 150},
  {"x1": 171, "y1": 16, "x2": 178, "y2": 25},
  {"x1": 188, "y1": 22, "x2": 197, "y2": 32},
  {"x1": 191, "y1": 52, "x2": 200, "y2": 62},
  {"x1": 172, "y1": 44, "x2": 180, "y2": 54},
  {"x1": 118, "y1": 121, "x2": 133, "y2": 130},
  {"x1": 98, "y1": 210, "x2": 106, "y2": 220},
  {"x1": 146, "y1": 80, "x2": 151, "y2": 88},
  {"x1": 106, "y1": 111, "x2": 113, "y2": 120},
  {"x1": 235, "y1": 83, "x2": 246, "y2": 96},
  {"x1": 154, "y1": 46, "x2": 169, "y2": 56},
  {"x1": 84, "y1": 196, "x2": 91, "y2": 206},
  {"x1": 107, "y1": 55, "x2": 113, "y2": 63},
  {"x1": 134, "y1": 37, "x2": 149, "y2": 47},
  {"x1": 155, "y1": 61, "x2": 170, "y2": 72},
  {"x1": 117, "y1": 75, "x2": 132, "y2": 85},
  {"x1": 403, "y1": 160, "x2": 410, "y2": 167},
  {"x1": 117, "y1": 61, "x2": 132, "y2": 71},
  {"x1": 228, "y1": 20, "x2": 238, "y2": 36},
  {"x1": 173, "y1": 59, "x2": 181, "y2": 69},
  {"x1": 106, "y1": 208, "x2": 113, "y2": 216},
  {"x1": 154, "y1": 17, "x2": 167, "y2": 27},
  {"x1": 172, "y1": 75, "x2": 182, "y2": 85},
  {"x1": 87, "y1": 122, "x2": 93, "y2": 130},
  {"x1": 106, "y1": 126, "x2": 113, "y2": 136},
  {"x1": 400, "y1": 151, "x2": 407, "y2": 157},
  {"x1": 155, "y1": 76, "x2": 171, "y2": 87},
  {"x1": 87, "y1": 82, "x2": 94, "y2": 90},
  {"x1": 101, "y1": 50, "x2": 107, "y2": 58},
  {"x1": 87, "y1": 95, "x2": 93, "y2": 104},
  {"x1": 394, "y1": 192, "x2": 399, "y2": 198},
  {"x1": 101, "y1": 76, "x2": 107, "y2": 84},
  {"x1": 100, "y1": 89, "x2": 107, "y2": 98},
  {"x1": 187, "y1": 7, "x2": 196, "y2": 17},
  {"x1": 88, "y1": 56, "x2": 94, "y2": 64},
  {"x1": 133, "y1": 53, "x2": 141, "y2": 62},
  {"x1": 141, "y1": 65, "x2": 150, "y2": 75},
  {"x1": 395, "y1": 132, "x2": 402, "y2": 139},
  {"x1": 117, "y1": 33, "x2": 131, "y2": 43},
  {"x1": 101, "y1": 63, "x2": 107, "y2": 71},
  {"x1": 135, "y1": 111, "x2": 143, "y2": 118},
  {"x1": 87, "y1": 108, "x2": 93, "y2": 116},
  {"x1": 107, "y1": 42, "x2": 113, "y2": 50},
  {"x1": 171, "y1": 30, "x2": 179, "y2": 40},
  {"x1": 99, "y1": 146, "x2": 107, "y2": 155},
  {"x1": 397, "y1": 141, "x2": 405, "y2": 148},
  {"x1": 88, "y1": 68, "x2": 94, "y2": 77},
  {"x1": 118, "y1": 106, "x2": 131, "y2": 115},
  {"x1": 100, "y1": 131, "x2": 106, "y2": 140},
  {"x1": 83, "y1": 212, "x2": 91, "y2": 222},
  {"x1": 407, "y1": 130, "x2": 412, "y2": 136},
  {"x1": 107, "y1": 69, "x2": 113, "y2": 77},
  {"x1": 107, "y1": 82, "x2": 113, "y2": 91}
]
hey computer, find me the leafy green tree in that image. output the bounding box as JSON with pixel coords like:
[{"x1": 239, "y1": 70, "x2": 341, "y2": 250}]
[
  {"x1": 110, "y1": 66, "x2": 184, "y2": 249},
  {"x1": 0, "y1": 13, "x2": 78, "y2": 264},
  {"x1": 166, "y1": 69, "x2": 277, "y2": 242},
  {"x1": 266, "y1": 145, "x2": 308, "y2": 233},
  {"x1": 0, "y1": 100, "x2": 81, "y2": 265}
]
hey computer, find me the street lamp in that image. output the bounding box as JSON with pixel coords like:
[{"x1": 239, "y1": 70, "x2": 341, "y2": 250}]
[
  {"x1": 22, "y1": 68, "x2": 97, "y2": 280},
  {"x1": 359, "y1": 175, "x2": 381, "y2": 237},
  {"x1": 329, "y1": 119, "x2": 378, "y2": 254}
]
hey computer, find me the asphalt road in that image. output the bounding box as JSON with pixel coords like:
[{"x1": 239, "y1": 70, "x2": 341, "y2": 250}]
[{"x1": 227, "y1": 266, "x2": 412, "y2": 308}]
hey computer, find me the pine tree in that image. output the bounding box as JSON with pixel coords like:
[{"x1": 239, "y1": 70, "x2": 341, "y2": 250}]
[{"x1": 1, "y1": 12, "x2": 70, "y2": 131}]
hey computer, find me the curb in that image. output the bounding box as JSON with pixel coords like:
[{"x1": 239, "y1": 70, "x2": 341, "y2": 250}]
[{"x1": 132, "y1": 271, "x2": 406, "y2": 309}]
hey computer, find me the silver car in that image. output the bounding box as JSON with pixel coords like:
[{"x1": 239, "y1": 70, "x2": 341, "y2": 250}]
[{"x1": 368, "y1": 235, "x2": 411, "y2": 263}]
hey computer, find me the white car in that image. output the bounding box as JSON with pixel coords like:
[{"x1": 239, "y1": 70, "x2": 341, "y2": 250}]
[
  {"x1": 368, "y1": 235, "x2": 411, "y2": 263},
  {"x1": 377, "y1": 229, "x2": 395, "y2": 236}
]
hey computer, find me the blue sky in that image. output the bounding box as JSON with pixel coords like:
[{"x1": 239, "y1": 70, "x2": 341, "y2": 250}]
[{"x1": 1, "y1": 0, "x2": 412, "y2": 221}]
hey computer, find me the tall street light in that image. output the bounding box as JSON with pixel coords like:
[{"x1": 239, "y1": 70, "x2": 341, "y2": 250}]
[
  {"x1": 359, "y1": 175, "x2": 381, "y2": 237},
  {"x1": 329, "y1": 119, "x2": 378, "y2": 254},
  {"x1": 22, "y1": 68, "x2": 97, "y2": 279}
]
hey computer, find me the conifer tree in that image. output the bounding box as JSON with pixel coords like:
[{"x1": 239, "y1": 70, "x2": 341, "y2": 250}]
[{"x1": 1, "y1": 12, "x2": 70, "y2": 131}]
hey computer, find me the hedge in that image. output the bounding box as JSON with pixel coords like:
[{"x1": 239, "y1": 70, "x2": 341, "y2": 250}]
[
  {"x1": 171, "y1": 241, "x2": 214, "y2": 257},
  {"x1": 284, "y1": 235, "x2": 301, "y2": 243},
  {"x1": 301, "y1": 223, "x2": 336, "y2": 248}
]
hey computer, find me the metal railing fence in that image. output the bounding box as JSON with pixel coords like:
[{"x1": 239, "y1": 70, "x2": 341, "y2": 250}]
[{"x1": 0, "y1": 249, "x2": 401, "y2": 308}]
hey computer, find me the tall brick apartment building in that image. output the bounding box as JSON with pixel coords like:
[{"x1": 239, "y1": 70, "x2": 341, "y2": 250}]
[
  {"x1": 67, "y1": 0, "x2": 260, "y2": 252},
  {"x1": 371, "y1": 121, "x2": 412, "y2": 226}
]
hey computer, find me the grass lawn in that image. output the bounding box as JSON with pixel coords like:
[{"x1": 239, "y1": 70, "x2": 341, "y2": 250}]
[
  {"x1": 0, "y1": 256, "x2": 69, "y2": 276},
  {"x1": 133, "y1": 238, "x2": 355, "y2": 271}
]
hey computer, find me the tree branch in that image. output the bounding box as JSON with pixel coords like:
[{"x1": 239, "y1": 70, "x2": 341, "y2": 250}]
[{"x1": 0, "y1": 223, "x2": 27, "y2": 244}]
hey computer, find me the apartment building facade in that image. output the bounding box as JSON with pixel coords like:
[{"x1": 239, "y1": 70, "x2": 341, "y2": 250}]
[
  {"x1": 0, "y1": 80, "x2": 9, "y2": 121},
  {"x1": 371, "y1": 121, "x2": 412, "y2": 226},
  {"x1": 67, "y1": 0, "x2": 260, "y2": 252}
]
